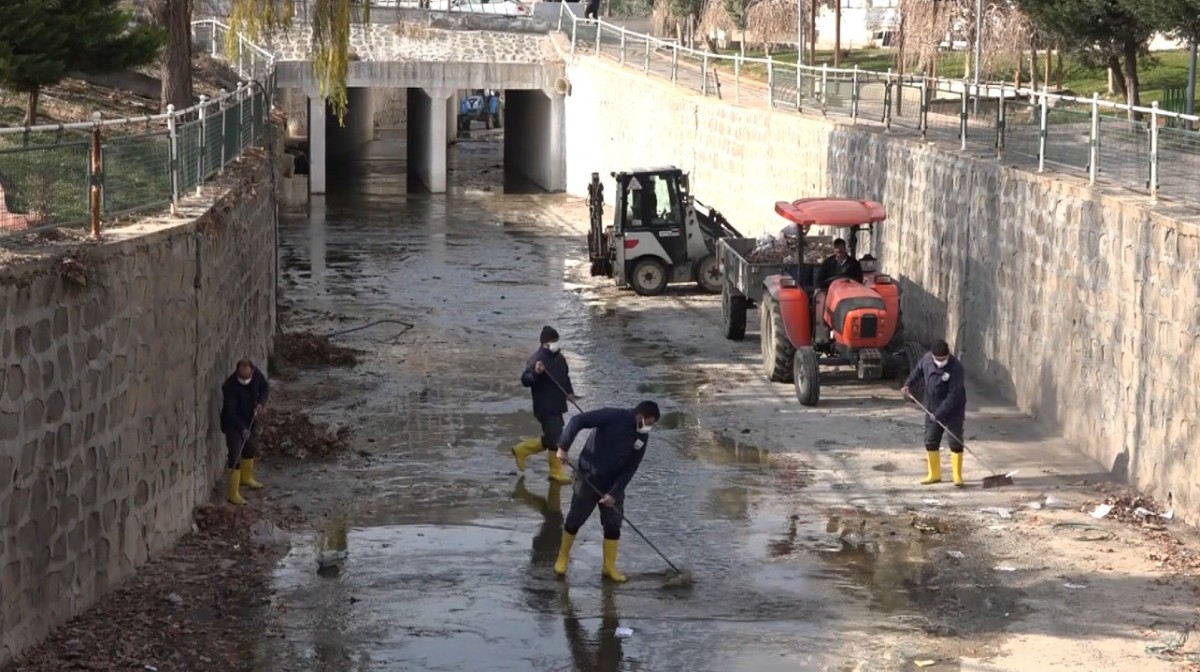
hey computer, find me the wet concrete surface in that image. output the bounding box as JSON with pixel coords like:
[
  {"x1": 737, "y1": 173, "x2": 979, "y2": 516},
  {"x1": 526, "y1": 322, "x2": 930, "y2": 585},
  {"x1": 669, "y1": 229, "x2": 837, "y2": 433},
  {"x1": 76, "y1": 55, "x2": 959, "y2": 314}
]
[{"x1": 254, "y1": 135, "x2": 1118, "y2": 671}]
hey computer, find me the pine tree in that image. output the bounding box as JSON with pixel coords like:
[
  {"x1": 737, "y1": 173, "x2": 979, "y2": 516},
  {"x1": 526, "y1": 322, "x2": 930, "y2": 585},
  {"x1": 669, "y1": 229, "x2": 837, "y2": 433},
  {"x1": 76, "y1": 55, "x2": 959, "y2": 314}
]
[{"x1": 0, "y1": 0, "x2": 164, "y2": 126}]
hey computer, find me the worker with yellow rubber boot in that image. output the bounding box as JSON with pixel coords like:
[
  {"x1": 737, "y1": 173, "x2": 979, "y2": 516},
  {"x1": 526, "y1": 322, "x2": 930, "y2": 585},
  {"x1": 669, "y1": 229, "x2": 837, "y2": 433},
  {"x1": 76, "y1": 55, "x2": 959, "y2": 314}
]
[
  {"x1": 902, "y1": 339, "x2": 968, "y2": 487},
  {"x1": 220, "y1": 358, "x2": 270, "y2": 505},
  {"x1": 552, "y1": 401, "x2": 661, "y2": 583},
  {"x1": 514, "y1": 326, "x2": 578, "y2": 484}
]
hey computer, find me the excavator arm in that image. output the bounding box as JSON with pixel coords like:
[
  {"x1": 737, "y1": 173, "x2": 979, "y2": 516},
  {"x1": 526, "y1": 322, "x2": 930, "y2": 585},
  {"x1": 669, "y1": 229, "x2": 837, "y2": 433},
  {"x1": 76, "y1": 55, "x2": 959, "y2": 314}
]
[
  {"x1": 693, "y1": 198, "x2": 744, "y2": 252},
  {"x1": 587, "y1": 172, "x2": 613, "y2": 277}
]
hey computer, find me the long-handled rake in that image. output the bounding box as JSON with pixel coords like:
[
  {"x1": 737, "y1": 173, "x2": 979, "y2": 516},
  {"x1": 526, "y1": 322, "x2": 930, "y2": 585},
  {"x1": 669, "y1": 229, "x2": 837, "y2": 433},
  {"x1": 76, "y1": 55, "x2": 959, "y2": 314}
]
[{"x1": 906, "y1": 394, "x2": 1015, "y2": 489}]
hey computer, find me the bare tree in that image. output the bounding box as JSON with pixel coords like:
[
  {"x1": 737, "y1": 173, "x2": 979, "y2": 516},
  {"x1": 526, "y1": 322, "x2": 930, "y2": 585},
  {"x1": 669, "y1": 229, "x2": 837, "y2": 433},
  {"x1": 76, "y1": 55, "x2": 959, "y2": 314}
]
[
  {"x1": 895, "y1": 0, "x2": 1034, "y2": 82},
  {"x1": 154, "y1": 0, "x2": 194, "y2": 110}
]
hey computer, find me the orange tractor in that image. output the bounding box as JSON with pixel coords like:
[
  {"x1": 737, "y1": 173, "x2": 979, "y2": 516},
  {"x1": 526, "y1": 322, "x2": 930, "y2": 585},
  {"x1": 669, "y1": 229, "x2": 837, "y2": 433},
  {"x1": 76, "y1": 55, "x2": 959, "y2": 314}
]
[{"x1": 716, "y1": 197, "x2": 923, "y2": 406}]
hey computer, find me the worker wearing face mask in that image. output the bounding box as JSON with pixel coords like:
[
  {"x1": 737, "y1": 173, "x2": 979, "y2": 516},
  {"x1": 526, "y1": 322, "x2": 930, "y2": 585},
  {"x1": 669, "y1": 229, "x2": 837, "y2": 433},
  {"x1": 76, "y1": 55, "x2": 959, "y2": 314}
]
[
  {"x1": 220, "y1": 358, "x2": 270, "y2": 505},
  {"x1": 552, "y1": 400, "x2": 661, "y2": 583},
  {"x1": 513, "y1": 326, "x2": 579, "y2": 484},
  {"x1": 901, "y1": 339, "x2": 967, "y2": 486}
]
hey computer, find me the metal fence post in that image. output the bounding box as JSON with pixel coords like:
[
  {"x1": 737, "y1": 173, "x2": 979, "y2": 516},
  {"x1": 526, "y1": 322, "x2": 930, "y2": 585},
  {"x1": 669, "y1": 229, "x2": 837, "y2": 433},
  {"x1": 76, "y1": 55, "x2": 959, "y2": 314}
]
[
  {"x1": 883, "y1": 68, "x2": 893, "y2": 130},
  {"x1": 571, "y1": 17, "x2": 578, "y2": 52},
  {"x1": 996, "y1": 91, "x2": 1006, "y2": 159},
  {"x1": 1149, "y1": 100, "x2": 1160, "y2": 202},
  {"x1": 767, "y1": 56, "x2": 774, "y2": 107},
  {"x1": 821, "y1": 64, "x2": 829, "y2": 115},
  {"x1": 701, "y1": 53, "x2": 709, "y2": 96},
  {"x1": 1037, "y1": 86, "x2": 1048, "y2": 173},
  {"x1": 644, "y1": 37, "x2": 650, "y2": 73},
  {"x1": 619, "y1": 27, "x2": 626, "y2": 64},
  {"x1": 197, "y1": 94, "x2": 209, "y2": 192},
  {"x1": 167, "y1": 104, "x2": 179, "y2": 216},
  {"x1": 211, "y1": 22, "x2": 218, "y2": 59},
  {"x1": 219, "y1": 89, "x2": 228, "y2": 174},
  {"x1": 237, "y1": 33, "x2": 245, "y2": 77},
  {"x1": 851, "y1": 65, "x2": 860, "y2": 122},
  {"x1": 919, "y1": 78, "x2": 929, "y2": 138},
  {"x1": 960, "y1": 80, "x2": 969, "y2": 150},
  {"x1": 671, "y1": 46, "x2": 678, "y2": 84},
  {"x1": 735, "y1": 55, "x2": 741, "y2": 103},
  {"x1": 557, "y1": 0, "x2": 564, "y2": 31},
  {"x1": 1088, "y1": 92, "x2": 1099, "y2": 185},
  {"x1": 595, "y1": 23, "x2": 602, "y2": 56},
  {"x1": 90, "y1": 112, "x2": 103, "y2": 239}
]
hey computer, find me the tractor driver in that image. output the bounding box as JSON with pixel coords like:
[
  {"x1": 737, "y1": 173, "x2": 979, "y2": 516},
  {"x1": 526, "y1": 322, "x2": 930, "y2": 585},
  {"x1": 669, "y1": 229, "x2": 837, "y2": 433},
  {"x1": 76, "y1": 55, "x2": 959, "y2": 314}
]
[{"x1": 816, "y1": 238, "x2": 864, "y2": 289}]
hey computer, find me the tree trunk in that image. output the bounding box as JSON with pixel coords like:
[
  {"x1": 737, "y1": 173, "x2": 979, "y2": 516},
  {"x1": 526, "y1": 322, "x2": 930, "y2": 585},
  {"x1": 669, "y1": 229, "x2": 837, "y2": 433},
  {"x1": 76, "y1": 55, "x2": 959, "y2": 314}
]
[
  {"x1": 155, "y1": 0, "x2": 194, "y2": 112},
  {"x1": 22, "y1": 88, "x2": 40, "y2": 127},
  {"x1": 1123, "y1": 40, "x2": 1142, "y2": 120},
  {"x1": 809, "y1": 0, "x2": 816, "y2": 67},
  {"x1": 833, "y1": 0, "x2": 841, "y2": 67},
  {"x1": 1107, "y1": 54, "x2": 1127, "y2": 99},
  {"x1": 1055, "y1": 45, "x2": 1064, "y2": 89},
  {"x1": 1029, "y1": 41, "x2": 1038, "y2": 90},
  {"x1": 1043, "y1": 48, "x2": 1051, "y2": 89}
]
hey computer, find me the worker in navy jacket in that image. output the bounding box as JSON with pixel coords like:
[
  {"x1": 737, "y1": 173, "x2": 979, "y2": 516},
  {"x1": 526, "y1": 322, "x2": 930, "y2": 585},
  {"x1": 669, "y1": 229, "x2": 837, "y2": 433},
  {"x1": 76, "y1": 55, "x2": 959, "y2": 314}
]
[
  {"x1": 513, "y1": 326, "x2": 578, "y2": 484},
  {"x1": 220, "y1": 358, "x2": 270, "y2": 505},
  {"x1": 902, "y1": 339, "x2": 968, "y2": 487},
  {"x1": 551, "y1": 400, "x2": 661, "y2": 583}
]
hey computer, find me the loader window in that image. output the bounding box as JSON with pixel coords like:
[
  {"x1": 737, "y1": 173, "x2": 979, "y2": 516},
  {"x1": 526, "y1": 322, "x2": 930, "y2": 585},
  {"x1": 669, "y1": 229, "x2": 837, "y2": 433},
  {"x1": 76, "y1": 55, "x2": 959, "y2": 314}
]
[{"x1": 651, "y1": 177, "x2": 679, "y2": 225}]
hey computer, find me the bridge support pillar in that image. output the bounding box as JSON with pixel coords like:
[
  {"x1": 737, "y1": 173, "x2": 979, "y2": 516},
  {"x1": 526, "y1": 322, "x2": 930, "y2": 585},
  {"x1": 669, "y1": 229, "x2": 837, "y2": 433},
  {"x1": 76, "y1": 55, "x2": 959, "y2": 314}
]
[
  {"x1": 407, "y1": 87, "x2": 451, "y2": 193},
  {"x1": 446, "y1": 91, "x2": 459, "y2": 145},
  {"x1": 307, "y1": 94, "x2": 327, "y2": 194}
]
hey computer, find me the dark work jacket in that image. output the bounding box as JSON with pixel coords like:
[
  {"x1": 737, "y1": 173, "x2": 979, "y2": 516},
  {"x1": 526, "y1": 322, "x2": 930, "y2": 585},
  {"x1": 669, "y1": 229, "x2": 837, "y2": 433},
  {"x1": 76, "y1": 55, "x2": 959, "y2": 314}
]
[
  {"x1": 558, "y1": 408, "x2": 647, "y2": 498},
  {"x1": 521, "y1": 347, "x2": 574, "y2": 417},
  {"x1": 816, "y1": 255, "x2": 864, "y2": 287},
  {"x1": 220, "y1": 367, "x2": 269, "y2": 433},
  {"x1": 904, "y1": 353, "x2": 967, "y2": 425}
]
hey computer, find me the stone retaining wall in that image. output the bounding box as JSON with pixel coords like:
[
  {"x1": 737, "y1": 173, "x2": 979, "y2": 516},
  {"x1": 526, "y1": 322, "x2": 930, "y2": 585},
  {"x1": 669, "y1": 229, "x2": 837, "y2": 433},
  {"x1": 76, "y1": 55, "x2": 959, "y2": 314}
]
[
  {"x1": 0, "y1": 156, "x2": 277, "y2": 665},
  {"x1": 563, "y1": 55, "x2": 1200, "y2": 524}
]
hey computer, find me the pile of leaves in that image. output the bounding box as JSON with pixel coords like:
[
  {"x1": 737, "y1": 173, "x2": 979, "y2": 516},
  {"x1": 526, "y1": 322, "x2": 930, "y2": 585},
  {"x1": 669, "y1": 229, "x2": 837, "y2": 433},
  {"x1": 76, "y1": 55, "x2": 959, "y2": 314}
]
[
  {"x1": 746, "y1": 238, "x2": 838, "y2": 264},
  {"x1": 11, "y1": 496, "x2": 282, "y2": 672},
  {"x1": 256, "y1": 408, "x2": 351, "y2": 460},
  {"x1": 1086, "y1": 487, "x2": 1200, "y2": 573},
  {"x1": 273, "y1": 331, "x2": 359, "y2": 368},
  {"x1": 1085, "y1": 489, "x2": 1172, "y2": 525}
]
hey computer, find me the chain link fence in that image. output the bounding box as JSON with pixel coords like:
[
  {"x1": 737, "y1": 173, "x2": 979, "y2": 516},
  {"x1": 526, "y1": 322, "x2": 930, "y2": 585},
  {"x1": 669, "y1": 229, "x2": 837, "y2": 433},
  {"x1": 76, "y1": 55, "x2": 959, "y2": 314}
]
[
  {"x1": 0, "y1": 21, "x2": 273, "y2": 239},
  {"x1": 558, "y1": 6, "x2": 1200, "y2": 207}
]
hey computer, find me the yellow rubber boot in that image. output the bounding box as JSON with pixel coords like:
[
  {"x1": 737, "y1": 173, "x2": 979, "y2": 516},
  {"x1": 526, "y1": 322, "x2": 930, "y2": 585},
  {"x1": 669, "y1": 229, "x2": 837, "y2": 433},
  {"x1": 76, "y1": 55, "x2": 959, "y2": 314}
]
[
  {"x1": 920, "y1": 451, "x2": 942, "y2": 485},
  {"x1": 547, "y1": 453, "x2": 574, "y2": 484},
  {"x1": 602, "y1": 539, "x2": 627, "y2": 583},
  {"x1": 512, "y1": 437, "x2": 545, "y2": 472},
  {"x1": 951, "y1": 452, "x2": 965, "y2": 487},
  {"x1": 227, "y1": 469, "x2": 246, "y2": 505},
  {"x1": 240, "y1": 458, "x2": 264, "y2": 490},
  {"x1": 554, "y1": 531, "x2": 576, "y2": 576}
]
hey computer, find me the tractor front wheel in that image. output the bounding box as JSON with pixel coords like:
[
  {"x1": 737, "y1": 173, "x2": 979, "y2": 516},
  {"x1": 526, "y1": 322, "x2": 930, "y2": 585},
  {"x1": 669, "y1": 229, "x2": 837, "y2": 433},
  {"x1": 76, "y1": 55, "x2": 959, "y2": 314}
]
[
  {"x1": 695, "y1": 254, "x2": 722, "y2": 294},
  {"x1": 900, "y1": 341, "x2": 926, "y2": 399},
  {"x1": 630, "y1": 258, "x2": 669, "y2": 296},
  {"x1": 760, "y1": 295, "x2": 795, "y2": 383},
  {"x1": 722, "y1": 282, "x2": 747, "y2": 340},
  {"x1": 793, "y1": 347, "x2": 821, "y2": 406}
]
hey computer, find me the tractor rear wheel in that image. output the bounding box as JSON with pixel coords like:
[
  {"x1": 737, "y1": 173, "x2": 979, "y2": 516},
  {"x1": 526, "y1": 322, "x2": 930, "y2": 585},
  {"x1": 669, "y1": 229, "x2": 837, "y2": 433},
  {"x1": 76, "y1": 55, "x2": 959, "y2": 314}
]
[
  {"x1": 695, "y1": 254, "x2": 722, "y2": 294},
  {"x1": 630, "y1": 258, "x2": 669, "y2": 296},
  {"x1": 760, "y1": 295, "x2": 795, "y2": 383},
  {"x1": 900, "y1": 341, "x2": 926, "y2": 398},
  {"x1": 722, "y1": 282, "x2": 747, "y2": 340},
  {"x1": 793, "y1": 347, "x2": 821, "y2": 406}
]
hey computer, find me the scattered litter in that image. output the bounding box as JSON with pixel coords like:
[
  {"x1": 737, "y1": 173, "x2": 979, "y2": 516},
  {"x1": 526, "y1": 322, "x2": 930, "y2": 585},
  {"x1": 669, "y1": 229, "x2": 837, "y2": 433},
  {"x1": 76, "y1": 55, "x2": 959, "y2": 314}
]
[
  {"x1": 922, "y1": 499, "x2": 945, "y2": 507},
  {"x1": 165, "y1": 593, "x2": 183, "y2": 608},
  {"x1": 1089, "y1": 504, "x2": 1113, "y2": 519},
  {"x1": 258, "y1": 409, "x2": 352, "y2": 460},
  {"x1": 1052, "y1": 522, "x2": 1114, "y2": 542},
  {"x1": 1063, "y1": 582, "x2": 1088, "y2": 589},
  {"x1": 1162, "y1": 510, "x2": 1175, "y2": 520},
  {"x1": 249, "y1": 520, "x2": 292, "y2": 549},
  {"x1": 979, "y1": 507, "x2": 1013, "y2": 519},
  {"x1": 1044, "y1": 494, "x2": 1068, "y2": 509},
  {"x1": 1134, "y1": 507, "x2": 1156, "y2": 518},
  {"x1": 1145, "y1": 622, "x2": 1200, "y2": 663},
  {"x1": 1024, "y1": 501, "x2": 1043, "y2": 510},
  {"x1": 994, "y1": 565, "x2": 1018, "y2": 572},
  {"x1": 945, "y1": 550, "x2": 965, "y2": 559},
  {"x1": 615, "y1": 627, "x2": 634, "y2": 639},
  {"x1": 987, "y1": 525, "x2": 1009, "y2": 531},
  {"x1": 914, "y1": 660, "x2": 937, "y2": 668}
]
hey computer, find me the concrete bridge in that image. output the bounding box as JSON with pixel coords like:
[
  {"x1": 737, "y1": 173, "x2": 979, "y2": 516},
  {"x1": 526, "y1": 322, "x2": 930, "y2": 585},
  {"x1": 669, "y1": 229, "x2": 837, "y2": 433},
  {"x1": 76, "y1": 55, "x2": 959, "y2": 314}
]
[{"x1": 196, "y1": 15, "x2": 572, "y2": 194}]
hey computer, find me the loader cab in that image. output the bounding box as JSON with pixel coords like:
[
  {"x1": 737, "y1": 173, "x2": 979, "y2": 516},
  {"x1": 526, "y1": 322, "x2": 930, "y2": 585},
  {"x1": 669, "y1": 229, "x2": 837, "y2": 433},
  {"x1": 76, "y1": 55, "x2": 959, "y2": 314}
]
[{"x1": 612, "y1": 168, "x2": 689, "y2": 267}]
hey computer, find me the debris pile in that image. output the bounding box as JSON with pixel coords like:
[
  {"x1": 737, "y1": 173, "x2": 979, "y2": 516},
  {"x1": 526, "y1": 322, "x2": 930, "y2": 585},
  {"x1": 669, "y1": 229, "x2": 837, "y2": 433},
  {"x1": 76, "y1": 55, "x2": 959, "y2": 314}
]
[
  {"x1": 273, "y1": 330, "x2": 359, "y2": 368},
  {"x1": 746, "y1": 234, "x2": 838, "y2": 264},
  {"x1": 1084, "y1": 490, "x2": 1174, "y2": 526},
  {"x1": 257, "y1": 409, "x2": 351, "y2": 459}
]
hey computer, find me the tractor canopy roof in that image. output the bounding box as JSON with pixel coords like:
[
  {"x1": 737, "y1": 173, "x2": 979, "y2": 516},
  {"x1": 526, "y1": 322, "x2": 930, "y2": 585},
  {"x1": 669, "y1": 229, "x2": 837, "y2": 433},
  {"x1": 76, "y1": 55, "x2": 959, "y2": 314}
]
[
  {"x1": 611, "y1": 166, "x2": 684, "y2": 180},
  {"x1": 774, "y1": 198, "x2": 887, "y2": 228}
]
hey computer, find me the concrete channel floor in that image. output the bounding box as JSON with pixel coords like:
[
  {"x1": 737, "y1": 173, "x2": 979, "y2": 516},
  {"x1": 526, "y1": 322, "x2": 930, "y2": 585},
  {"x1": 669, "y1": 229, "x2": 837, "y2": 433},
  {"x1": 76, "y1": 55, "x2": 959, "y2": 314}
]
[{"x1": 254, "y1": 135, "x2": 1200, "y2": 671}]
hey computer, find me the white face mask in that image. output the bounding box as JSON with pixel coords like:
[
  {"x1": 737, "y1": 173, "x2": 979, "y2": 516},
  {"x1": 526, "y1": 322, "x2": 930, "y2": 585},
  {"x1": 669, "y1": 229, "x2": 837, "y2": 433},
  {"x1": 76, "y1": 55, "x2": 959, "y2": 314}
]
[
  {"x1": 933, "y1": 358, "x2": 948, "y2": 369},
  {"x1": 238, "y1": 376, "x2": 252, "y2": 385},
  {"x1": 636, "y1": 419, "x2": 652, "y2": 435},
  {"x1": 546, "y1": 342, "x2": 561, "y2": 353}
]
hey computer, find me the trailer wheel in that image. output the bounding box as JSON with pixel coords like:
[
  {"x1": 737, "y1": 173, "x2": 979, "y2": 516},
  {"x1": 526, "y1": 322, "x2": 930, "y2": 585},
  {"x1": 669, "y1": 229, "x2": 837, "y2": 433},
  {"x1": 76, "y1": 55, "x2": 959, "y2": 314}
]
[
  {"x1": 630, "y1": 258, "x2": 668, "y2": 296},
  {"x1": 722, "y1": 282, "x2": 747, "y2": 341},
  {"x1": 793, "y1": 347, "x2": 821, "y2": 406},
  {"x1": 760, "y1": 295, "x2": 795, "y2": 383},
  {"x1": 900, "y1": 340, "x2": 926, "y2": 399},
  {"x1": 695, "y1": 254, "x2": 722, "y2": 294}
]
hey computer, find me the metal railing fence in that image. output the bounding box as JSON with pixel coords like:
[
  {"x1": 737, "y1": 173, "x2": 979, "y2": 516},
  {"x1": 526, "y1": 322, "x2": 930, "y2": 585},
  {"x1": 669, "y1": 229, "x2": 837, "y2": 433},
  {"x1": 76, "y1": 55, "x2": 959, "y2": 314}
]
[
  {"x1": 557, "y1": 4, "x2": 1200, "y2": 207},
  {"x1": 0, "y1": 20, "x2": 274, "y2": 239}
]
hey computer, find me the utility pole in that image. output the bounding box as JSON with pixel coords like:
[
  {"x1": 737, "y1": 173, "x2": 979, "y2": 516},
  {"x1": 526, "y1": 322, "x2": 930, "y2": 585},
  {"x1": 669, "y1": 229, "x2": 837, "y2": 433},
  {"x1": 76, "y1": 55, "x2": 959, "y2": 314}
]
[
  {"x1": 1188, "y1": 40, "x2": 1197, "y2": 131},
  {"x1": 972, "y1": 0, "x2": 983, "y2": 115},
  {"x1": 797, "y1": 0, "x2": 805, "y2": 68}
]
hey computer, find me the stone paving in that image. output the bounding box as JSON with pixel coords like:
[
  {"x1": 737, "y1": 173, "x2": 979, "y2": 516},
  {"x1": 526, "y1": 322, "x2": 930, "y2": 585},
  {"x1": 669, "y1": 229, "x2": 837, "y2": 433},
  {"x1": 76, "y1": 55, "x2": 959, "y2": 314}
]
[{"x1": 263, "y1": 23, "x2": 560, "y2": 63}]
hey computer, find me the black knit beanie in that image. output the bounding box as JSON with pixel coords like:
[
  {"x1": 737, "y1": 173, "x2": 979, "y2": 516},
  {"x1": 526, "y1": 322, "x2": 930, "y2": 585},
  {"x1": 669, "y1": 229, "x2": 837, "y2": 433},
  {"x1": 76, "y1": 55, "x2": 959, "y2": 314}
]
[{"x1": 540, "y1": 326, "x2": 559, "y2": 343}]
